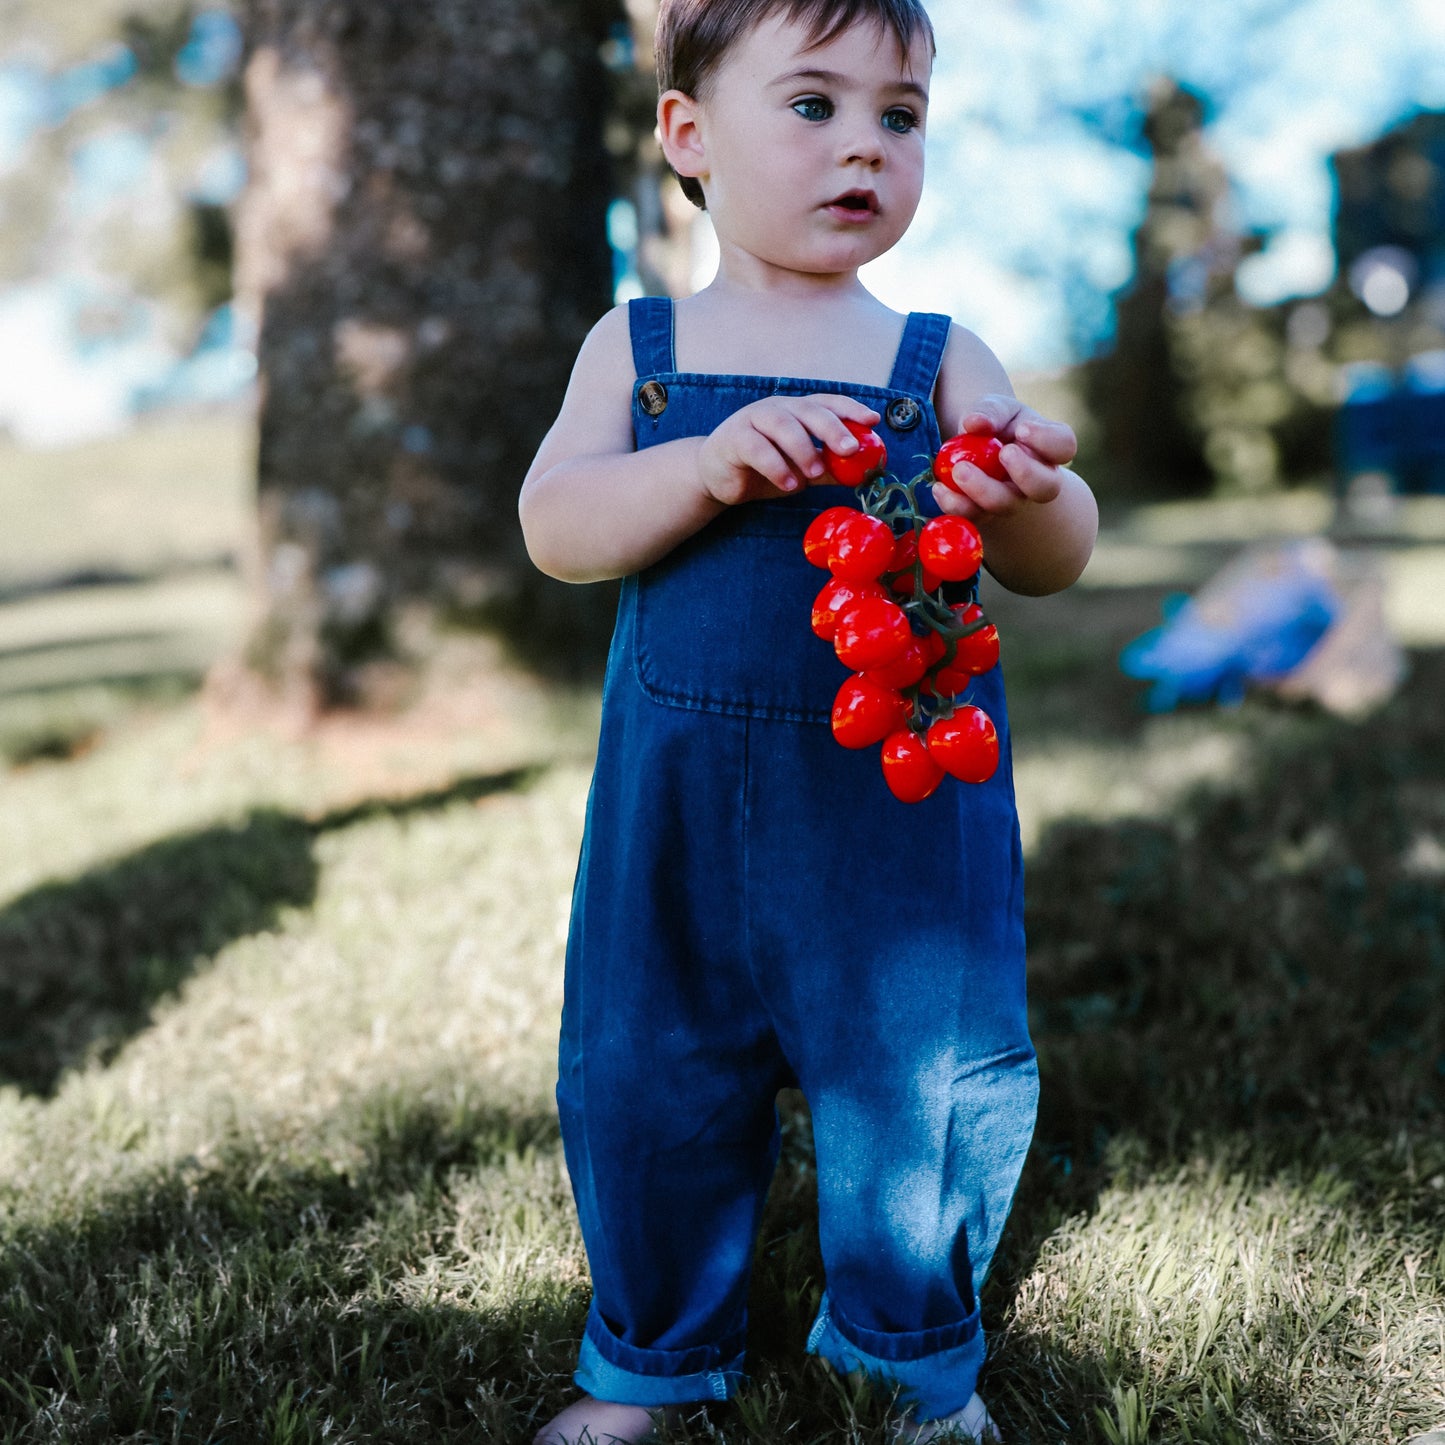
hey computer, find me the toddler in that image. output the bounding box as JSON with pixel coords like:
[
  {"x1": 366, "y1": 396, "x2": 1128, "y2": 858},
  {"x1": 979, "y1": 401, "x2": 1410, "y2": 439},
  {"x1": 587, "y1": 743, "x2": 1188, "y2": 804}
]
[{"x1": 519, "y1": 0, "x2": 1097, "y2": 1440}]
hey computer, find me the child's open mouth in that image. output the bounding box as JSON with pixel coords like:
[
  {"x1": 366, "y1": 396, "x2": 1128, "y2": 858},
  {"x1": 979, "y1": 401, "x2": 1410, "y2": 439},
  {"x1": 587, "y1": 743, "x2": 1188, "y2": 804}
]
[{"x1": 824, "y1": 190, "x2": 879, "y2": 222}]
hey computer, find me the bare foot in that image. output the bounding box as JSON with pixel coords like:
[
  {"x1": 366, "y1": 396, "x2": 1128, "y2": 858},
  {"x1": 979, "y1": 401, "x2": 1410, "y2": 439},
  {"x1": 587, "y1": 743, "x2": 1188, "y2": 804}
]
[
  {"x1": 891, "y1": 1392, "x2": 1003, "y2": 1444},
  {"x1": 532, "y1": 1394, "x2": 680, "y2": 1445}
]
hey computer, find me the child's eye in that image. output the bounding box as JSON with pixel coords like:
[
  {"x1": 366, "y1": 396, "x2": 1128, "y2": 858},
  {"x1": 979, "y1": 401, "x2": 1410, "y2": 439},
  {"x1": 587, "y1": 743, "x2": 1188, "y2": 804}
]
[
  {"x1": 882, "y1": 107, "x2": 919, "y2": 135},
  {"x1": 791, "y1": 96, "x2": 833, "y2": 122}
]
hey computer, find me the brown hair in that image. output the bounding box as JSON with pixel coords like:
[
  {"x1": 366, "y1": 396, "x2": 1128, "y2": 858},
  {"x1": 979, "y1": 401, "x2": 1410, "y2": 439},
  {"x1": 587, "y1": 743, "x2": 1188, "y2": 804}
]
[{"x1": 656, "y1": 0, "x2": 935, "y2": 209}]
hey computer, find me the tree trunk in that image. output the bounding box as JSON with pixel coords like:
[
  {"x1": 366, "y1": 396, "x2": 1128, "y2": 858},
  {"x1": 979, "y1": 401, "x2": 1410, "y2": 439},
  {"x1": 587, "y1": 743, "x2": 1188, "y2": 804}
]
[
  {"x1": 231, "y1": 0, "x2": 622, "y2": 711},
  {"x1": 1084, "y1": 80, "x2": 1232, "y2": 495}
]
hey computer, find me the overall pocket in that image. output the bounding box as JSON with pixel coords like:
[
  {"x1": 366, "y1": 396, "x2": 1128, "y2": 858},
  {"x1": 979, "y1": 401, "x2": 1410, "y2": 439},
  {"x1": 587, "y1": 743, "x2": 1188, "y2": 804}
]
[{"x1": 632, "y1": 499, "x2": 847, "y2": 724}]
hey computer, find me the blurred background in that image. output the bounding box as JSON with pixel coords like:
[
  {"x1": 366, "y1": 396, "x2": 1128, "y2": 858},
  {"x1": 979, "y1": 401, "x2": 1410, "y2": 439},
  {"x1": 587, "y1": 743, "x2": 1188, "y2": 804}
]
[{"x1": 0, "y1": 0, "x2": 1442, "y2": 735}]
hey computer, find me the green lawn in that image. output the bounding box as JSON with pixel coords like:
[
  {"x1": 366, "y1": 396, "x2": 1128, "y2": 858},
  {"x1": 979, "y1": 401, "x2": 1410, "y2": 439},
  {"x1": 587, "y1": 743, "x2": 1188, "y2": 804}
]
[
  {"x1": 0, "y1": 414, "x2": 250, "y2": 769},
  {"x1": 0, "y1": 420, "x2": 1443, "y2": 1441}
]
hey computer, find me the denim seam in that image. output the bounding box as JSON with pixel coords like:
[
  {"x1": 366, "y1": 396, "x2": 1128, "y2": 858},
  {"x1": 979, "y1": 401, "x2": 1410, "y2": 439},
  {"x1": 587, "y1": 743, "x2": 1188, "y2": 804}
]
[
  {"x1": 889, "y1": 313, "x2": 952, "y2": 399},
  {"x1": 826, "y1": 1291, "x2": 982, "y2": 1359},
  {"x1": 569, "y1": 945, "x2": 620, "y2": 1327},
  {"x1": 627, "y1": 296, "x2": 675, "y2": 377},
  {"x1": 805, "y1": 1298, "x2": 831, "y2": 1353},
  {"x1": 739, "y1": 713, "x2": 772, "y2": 1012},
  {"x1": 636, "y1": 299, "x2": 941, "y2": 399},
  {"x1": 575, "y1": 1320, "x2": 748, "y2": 1407},
  {"x1": 584, "y1": 1302, "x2": 748, "y2": 1378},
  {"x1": 638, "y1": 372, "x2": 905, "y2": 400},
  {"x1": 806, "y1": 1292, "x2": 987, "y2": 1420},
  {"x1": 630, "y1": 667, "x2": 832, "y2": 724}
]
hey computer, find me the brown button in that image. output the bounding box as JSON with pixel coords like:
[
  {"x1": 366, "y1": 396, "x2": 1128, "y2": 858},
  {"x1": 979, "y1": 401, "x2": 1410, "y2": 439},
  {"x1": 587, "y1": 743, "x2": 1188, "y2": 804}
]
[
  {"x1": 638, "y1": 380, "x2": 669, "y2": 417},
  {"x1": 886, "y1": 397, "x2": 922, "y2": 431}
]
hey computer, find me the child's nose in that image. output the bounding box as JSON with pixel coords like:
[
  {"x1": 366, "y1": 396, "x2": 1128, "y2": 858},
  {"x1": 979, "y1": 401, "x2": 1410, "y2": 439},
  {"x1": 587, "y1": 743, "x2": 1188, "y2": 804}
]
[{"x1": 840, "y1": 126, "x2": 886, "y2": 168}]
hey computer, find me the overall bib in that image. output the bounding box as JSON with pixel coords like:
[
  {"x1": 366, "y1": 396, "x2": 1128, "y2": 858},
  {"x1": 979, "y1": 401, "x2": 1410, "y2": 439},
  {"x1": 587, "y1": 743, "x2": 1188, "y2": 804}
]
[{"x1": 556, "y1": 298, "x2": 1037, "y2": 1419}]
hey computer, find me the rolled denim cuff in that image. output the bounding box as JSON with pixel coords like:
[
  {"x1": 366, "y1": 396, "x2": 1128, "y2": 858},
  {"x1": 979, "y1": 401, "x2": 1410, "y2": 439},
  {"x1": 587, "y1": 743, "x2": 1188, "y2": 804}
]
[
  {"x1": 805, "y1": 1289, "x2": 985, "y2": 1420},
  {"x1": 574, "y1": 1301, "x2": 746, "y2": 1406}
]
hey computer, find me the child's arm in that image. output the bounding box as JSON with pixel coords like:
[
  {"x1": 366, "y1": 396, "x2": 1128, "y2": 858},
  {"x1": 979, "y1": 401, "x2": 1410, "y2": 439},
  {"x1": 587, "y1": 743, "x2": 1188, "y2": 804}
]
[
  {"x1": 519, "y1": 305, "x2": 881, "y2": 583},
  {"x1": 932, "y1": 325, "x2": 1098, "y2": 597}
]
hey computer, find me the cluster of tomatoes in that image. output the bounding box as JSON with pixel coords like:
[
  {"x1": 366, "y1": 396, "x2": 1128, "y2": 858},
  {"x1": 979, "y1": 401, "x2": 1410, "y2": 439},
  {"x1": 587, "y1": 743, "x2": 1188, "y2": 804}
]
[{"x1": 804, "y1": 423, "x2": 1008, "y2": 803}]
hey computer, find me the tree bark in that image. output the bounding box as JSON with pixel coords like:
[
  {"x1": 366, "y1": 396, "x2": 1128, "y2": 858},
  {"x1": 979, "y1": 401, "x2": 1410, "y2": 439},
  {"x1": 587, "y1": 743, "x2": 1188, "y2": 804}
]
[{"x1": 232, "y1": 0, "x2": 622, "y2": 711}]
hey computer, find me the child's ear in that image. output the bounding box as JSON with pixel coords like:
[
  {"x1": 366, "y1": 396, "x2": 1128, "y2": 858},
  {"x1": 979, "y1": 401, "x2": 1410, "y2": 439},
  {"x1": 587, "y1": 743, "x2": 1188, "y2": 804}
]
[{"x1": 657, "y1": 89, "x2": 707, "y2": 183}]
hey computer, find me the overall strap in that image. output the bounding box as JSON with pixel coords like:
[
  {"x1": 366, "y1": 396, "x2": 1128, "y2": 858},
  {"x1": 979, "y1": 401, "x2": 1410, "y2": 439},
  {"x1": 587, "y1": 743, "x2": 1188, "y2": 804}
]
[
  {"x1": 628, "y1": 296, "x2": 676, "y2": 376},
  {"x1": 888, "y1": 312, "x2": 952, "y2": 399}
]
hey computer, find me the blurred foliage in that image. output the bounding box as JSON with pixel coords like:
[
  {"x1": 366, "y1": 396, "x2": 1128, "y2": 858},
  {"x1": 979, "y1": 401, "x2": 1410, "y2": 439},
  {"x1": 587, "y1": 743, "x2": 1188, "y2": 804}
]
[
  {"x1": 0, "y1": 1, "x2": 163, "y2": 58},
  {"x1": 1333, "y1": 110, "x2": 1445, "y2": 285},
  {"x1": 0, "y1": 2, "x2": 242, "y2": 342},
  {"x1": 1086, "y1": 82, "x2": 1445, "y2": 500}
]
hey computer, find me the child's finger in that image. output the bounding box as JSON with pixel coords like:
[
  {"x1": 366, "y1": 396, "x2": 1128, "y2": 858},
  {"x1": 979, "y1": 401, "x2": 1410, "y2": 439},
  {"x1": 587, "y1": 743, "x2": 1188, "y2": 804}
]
[
  {"x1": 999, "y1": 443, "x2": 1064, "y2": 504},
  {"x1": 1013, "y1": 417, "x2": 1077, "y2": 467},
  {"x1": 961, "y1": 399, "x2": 1078, "y2": 467},
  {"x1": 934, "y1": 463, "x2": 1025, "y2": 515},
  {"x1": 803, "y1": 394, "x2": 882, "y2": 433},
  {"x1": 736, "y1": 425, "x2": 808, "y2": 493},
  {"x1": 794, "y1": 402, "x2": 873, "y2": 462},
  {"x1": 930, "y1": 484, "x2": 987, "y2": 524},
  {"x1": 757, "y1": 411, "x2": 831, "y2": 483},
  {"x1": 961, "y1": 394, "x2": 1023, "y2": 436}
]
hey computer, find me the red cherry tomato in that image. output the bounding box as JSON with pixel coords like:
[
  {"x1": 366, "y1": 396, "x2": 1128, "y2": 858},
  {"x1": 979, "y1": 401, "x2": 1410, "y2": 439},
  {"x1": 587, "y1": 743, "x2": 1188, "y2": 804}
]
[
  {"x1": 886, "y1": 529, "x2": 943, "y2": 594},
  {"x1": 933, "y1": 433, "x2": 1008, "y2": 491},
  {"x1": 919, "y1": 516, "x2": 984, "y2": 582},
  {"x1": 832, "y1": 674, "x2": 910, "y2": 749},
  {"x1": 950, "y1": 601, "x2": 1001, "y2": 674},
  {"x1": 827, "y1": 512, "x2": 896, "y2": 582},
  {"x1": 834, "y1": 595, "x2": 912, "y2": 671},
  {"x1": 864, "y1": 634, "x2": 930, "y2": 689},
  {"x1": 881, "y1": 728, "x2": 945, "y2": 803},
  {"x1": 925, "y1": 663, "x2": 968, "y2": 699},
  {"x1": 926, "y1": 706, "x2": 999, "y2": 783},
  {"x1": 811, "y1": 577, "x2": 887, "y2": 641},
  {"x1": 824, "y1": 420, "x2": 888, "y2": 486},
  {"x1": 803, "y1": 506, "x2": 859, "y2": 569}
]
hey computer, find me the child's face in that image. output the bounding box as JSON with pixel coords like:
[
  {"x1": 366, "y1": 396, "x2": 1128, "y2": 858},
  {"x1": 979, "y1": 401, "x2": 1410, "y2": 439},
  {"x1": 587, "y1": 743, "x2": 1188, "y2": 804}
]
[{"x1": 685, "y1": 12, "x2": 931, "y2": 281}]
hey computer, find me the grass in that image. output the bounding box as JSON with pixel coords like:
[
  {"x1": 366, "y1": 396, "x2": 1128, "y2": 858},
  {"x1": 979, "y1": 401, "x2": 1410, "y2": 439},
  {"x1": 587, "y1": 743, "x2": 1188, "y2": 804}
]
[
  {"x1": 0, "y1": 418, "x2": 1443, "y2": 1441},
  {"x1": 0, "y1": 413, "x2": 250, "y2": 769}
]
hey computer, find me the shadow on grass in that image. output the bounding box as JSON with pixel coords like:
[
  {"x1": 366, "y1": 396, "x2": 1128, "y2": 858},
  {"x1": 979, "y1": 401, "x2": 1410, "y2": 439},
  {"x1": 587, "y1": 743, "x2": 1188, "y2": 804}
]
[
  {"x1": 0, "y1": 630, "x2": 181, "y2": 666},
  {"x1": 6, "y1": 647, "x2": 1445, "y2": 1439},
  {"x1": 0, "y1": 1072, "x2": 1098, "y2": 1445},
  {"x1": 0, "y1": 559, "x2": 237, "y2": 609},
  {"x1": 0, "y1": 1081, "x2": 577, "y2": 1444},
  {"x1": 732, "y1": 645, "x2": 1445, "y2": 1439},
  {"x1": 0, "y1": 764, "x2": 543, "y2": 1096},
  {"x1": 1021, "y1": 646, "x2": 1445, "y2": 1182},
  {"x1": 944, "y1": 647, "x2": 1445, "y2": 1437}
]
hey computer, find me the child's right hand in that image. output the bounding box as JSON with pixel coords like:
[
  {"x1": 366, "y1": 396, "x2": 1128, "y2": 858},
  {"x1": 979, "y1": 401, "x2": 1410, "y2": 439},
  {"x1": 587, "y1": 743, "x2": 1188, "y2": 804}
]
[{"x1": 697, "y1": 394, "x2": 882, "y2": 507}]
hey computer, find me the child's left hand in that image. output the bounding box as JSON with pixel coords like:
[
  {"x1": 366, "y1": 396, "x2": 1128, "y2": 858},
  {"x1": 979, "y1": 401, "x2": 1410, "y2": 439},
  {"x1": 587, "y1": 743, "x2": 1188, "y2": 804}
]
[{"x1": 931, "y1": 395, "x2": 1078, "y2": 525}]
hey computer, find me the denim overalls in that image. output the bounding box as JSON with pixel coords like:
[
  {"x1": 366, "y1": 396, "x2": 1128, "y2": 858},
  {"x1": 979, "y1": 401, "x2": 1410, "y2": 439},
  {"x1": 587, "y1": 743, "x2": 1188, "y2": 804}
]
[{"x1": 555, "y1": 297, "x2": 1038, "y2": 1420}]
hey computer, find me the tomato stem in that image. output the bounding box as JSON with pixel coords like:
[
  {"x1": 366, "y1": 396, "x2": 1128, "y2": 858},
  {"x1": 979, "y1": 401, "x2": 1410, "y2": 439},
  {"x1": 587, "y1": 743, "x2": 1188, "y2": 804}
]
[{"x1": 855, "y1": 460, "x2": 993, "y2": 721}]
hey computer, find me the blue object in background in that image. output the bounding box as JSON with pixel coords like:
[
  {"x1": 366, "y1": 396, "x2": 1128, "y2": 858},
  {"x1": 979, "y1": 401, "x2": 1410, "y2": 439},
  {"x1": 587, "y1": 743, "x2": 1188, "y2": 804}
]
[
  {"x1": 1120, "y1": 550, "x2": 1341, "y2": 710},
  {"x1": 1335, "y1": 353, "x2": 1445, "y2": 495},
  {"x1": 1335, "y1": 362, "x2": 1399, "y2": 479},
  {"x1": 175, "y1": 12, "x2": 244, "y2": 89},
  {"x1": 1401, "y1": 351, "x2": 1445, "y2": 495},
  {"x1": 48, "y1": 46, "x2": 138, "y2": 121}
]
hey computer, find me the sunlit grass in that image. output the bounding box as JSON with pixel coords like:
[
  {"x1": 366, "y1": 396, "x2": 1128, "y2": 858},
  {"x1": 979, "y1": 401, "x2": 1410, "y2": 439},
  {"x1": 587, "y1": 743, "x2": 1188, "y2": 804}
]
[
  {"x1": 2, "y1": 646, "x2": 1440, "y2": 1442},
  {"x1": 1, "y1": 421, "x2": 1442, "y2": 1440},
  {"x1": 0, "y1": 413, "x2": 251, "y2": 591}
]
